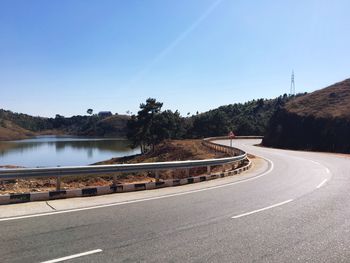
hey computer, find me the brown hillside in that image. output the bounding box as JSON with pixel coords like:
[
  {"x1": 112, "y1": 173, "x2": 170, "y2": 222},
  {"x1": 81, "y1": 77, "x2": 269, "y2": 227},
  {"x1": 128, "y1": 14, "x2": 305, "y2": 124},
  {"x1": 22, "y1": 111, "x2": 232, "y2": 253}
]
[
  {"x1": 285, "y1": 79, "x2": 350, "y2": 119},
  {"x1": 0, "y1": 120, "x2": 34, "y2": 140},
  {"x1": 263, "y1": 78, "x2": 350, "y2": 153}
]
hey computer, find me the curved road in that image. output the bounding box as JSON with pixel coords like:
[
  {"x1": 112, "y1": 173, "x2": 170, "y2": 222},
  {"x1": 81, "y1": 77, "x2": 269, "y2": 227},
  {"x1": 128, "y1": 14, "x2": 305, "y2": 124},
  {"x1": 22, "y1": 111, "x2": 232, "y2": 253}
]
[{"x1": 0, "y1": 139, "x2": 349, "y2": 262}]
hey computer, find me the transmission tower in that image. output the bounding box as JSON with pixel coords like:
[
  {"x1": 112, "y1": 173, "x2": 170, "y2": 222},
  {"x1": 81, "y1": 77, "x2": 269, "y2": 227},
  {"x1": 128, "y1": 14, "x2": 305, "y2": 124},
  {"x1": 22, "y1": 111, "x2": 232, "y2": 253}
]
[{"x1": 290, "y1": 70, "x2": 295, "y2": 96}]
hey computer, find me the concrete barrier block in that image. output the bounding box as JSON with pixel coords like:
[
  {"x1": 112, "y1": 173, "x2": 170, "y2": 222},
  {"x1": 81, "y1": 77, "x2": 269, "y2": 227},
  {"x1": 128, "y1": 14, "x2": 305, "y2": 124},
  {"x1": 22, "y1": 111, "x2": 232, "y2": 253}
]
[
  {"x1": 9, "y1": 193, "x2": 31, "y2": 204},
  {"x1": 200, "y1": 176, "x2": 206, "y2": 182},
  {"x1": 134, "y1": 183, "x2": 146, "y2": 191},
  {"x1": 187, "y1": 178, "x2": 194, "y2": 184},
  {"x1": 30, "y1": 192, "x2": 49, "y2": 201},
  {"x1": 110, "y1": 185, "x2": 123, "y2": 193},
  {"x1": 179, "y1": 178, "x2": 188, "y2": 185},
  {"x1": 65, "y1": 189, "x2": 82, "y2": 198},
  {"x1": 193, "y1": 177, "x2": 201, "y2": 183},
  {"x1": 97, "y1": 186, "x2": 113, "y2": 195},
  {"x1": 49, "y1": 190, "x2": 67, "y2": 200},
  {"x1": 0, "y1": 194, "x2": 10, "y2": 205},
  {"x1": 163, "y1": 180, "x2": 174, "y2": 187},
  {"x1": 122, "y1": 184, "x2": 136, "y2": 192},
  {"x1": 146, "y1": 182, "x2": 156, "y2": 190},
  {"x1": 82, "y1": 188, "x2": 98, "y2": 196},
  {"x1": 155, "y1": 181, "x2": 166, "y2": 188},
  {"x1": 172, "y1": 179, "x2": 181, "y2": 186}
]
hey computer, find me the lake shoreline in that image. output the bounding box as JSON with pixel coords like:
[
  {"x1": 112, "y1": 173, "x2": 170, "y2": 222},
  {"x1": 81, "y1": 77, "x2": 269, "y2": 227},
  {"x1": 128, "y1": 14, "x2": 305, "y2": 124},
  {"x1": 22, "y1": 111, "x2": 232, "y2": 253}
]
[{"x1": 0, "y1": 136, "x2": 138, "y2": 168}]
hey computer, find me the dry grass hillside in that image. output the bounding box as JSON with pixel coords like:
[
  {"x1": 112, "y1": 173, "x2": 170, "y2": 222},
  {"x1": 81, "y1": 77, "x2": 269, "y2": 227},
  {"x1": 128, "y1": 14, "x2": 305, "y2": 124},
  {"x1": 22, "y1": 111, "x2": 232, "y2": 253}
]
[
  {"x1": 98, "y1": 139, "x2": 229, "y2": 165},
  {"x1": 285, "y1": 79, "x2": 350, "y2": 119},
  {"x1": 0, "y1": 120, "x2": 34, "y2": 140},
  {"x1": 263, "y1": 78, "x2": 350, "y2": 153}
]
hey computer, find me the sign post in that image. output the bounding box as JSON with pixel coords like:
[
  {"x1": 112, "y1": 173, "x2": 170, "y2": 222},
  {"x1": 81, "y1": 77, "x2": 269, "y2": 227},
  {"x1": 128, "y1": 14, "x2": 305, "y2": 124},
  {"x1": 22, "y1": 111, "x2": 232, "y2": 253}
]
[{"x1": 228, "y1": 131, "x2": 235, "y2": 147}]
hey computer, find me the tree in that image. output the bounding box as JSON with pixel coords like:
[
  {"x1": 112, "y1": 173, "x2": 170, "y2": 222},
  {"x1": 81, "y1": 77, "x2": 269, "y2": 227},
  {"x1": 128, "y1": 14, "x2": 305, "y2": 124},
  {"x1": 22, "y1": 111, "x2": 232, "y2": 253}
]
[
  {"x1": 127, "y1": 98, "x2": 163, "y2": 153},
  {"x1": 87, "y1": 109, "x2": 93, "y2": 115}
]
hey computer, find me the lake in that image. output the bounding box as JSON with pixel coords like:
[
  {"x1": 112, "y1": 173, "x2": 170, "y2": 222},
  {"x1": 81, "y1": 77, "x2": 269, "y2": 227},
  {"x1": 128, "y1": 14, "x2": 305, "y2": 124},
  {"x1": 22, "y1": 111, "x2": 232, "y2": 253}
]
[{"x1": 0, "y1": 136, "x2": 140, "y2": 168}]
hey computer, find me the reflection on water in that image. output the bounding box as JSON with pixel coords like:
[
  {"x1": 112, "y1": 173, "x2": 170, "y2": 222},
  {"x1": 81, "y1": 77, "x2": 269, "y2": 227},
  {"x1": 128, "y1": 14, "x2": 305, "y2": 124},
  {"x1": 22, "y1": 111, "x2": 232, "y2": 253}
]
[{"x1": 0, "y1": 136, "x2": 140, "y2": 167}]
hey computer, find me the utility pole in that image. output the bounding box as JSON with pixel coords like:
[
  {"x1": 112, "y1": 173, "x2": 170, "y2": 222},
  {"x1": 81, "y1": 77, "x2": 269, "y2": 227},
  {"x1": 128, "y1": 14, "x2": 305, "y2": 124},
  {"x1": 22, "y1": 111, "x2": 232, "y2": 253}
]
[{"x1": 290, "y1": 70, "x2": 295, "y2": 96}]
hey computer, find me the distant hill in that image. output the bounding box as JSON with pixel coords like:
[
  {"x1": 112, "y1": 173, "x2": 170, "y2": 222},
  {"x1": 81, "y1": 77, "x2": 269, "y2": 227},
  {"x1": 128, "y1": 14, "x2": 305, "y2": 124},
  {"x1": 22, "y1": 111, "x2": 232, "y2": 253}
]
[
  {"x1": 263, "y1": 79, "x2": 350, "y2": 153},
  {"x1": 0, "y1": 109, "x2": 130, "y2": 140},
  {"x1": 0, "y1": 120, "x2": 35, "y2": 140},
  {"x1": 0, "y1": 109, "x2": 49, "y2": 140}
]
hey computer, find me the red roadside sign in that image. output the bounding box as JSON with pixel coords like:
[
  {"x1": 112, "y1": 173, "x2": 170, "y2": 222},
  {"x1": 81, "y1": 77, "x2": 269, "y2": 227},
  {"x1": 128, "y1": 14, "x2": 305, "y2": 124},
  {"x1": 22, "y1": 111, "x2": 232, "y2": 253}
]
[{"x1": 228, "y1": 131, "x2": 235, "y2": 139}]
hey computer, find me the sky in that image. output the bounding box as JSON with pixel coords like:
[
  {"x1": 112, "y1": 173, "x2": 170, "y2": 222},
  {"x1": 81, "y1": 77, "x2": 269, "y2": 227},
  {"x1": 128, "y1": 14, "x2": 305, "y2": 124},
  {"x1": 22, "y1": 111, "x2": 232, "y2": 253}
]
[{"x1": 1, "y1": 0, "x2": 350, "y2": 117}]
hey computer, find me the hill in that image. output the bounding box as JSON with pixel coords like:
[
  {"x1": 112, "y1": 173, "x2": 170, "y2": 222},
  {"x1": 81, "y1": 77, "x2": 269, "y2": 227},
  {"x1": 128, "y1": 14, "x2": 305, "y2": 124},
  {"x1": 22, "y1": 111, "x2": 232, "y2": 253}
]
[
  {"x1": 0, "y1": 109, "x2": 50, "y2": 140},
  {"x1": 285, "y1": 79, "x2": 350, "y2": 118},
  {"x1": 263, "y1": 79, "x2": 350, "y2": 153},
  {"x1": 0, "y1": 120, "x2": 35, "y2": 140},
  {"x1": 188, "y1": 94, "x2": 300, "y2": 138},
  {"x1": 0, "y1": 109, "x2": 130, "y2": 140}
]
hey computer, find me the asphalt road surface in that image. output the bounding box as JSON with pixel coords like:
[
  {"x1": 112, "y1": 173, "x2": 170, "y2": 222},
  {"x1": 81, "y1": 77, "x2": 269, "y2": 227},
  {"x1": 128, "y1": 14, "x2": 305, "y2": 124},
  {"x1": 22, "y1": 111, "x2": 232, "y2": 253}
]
[{"x1": 0, "y1": 139, "x2": 349, "y2": 263}]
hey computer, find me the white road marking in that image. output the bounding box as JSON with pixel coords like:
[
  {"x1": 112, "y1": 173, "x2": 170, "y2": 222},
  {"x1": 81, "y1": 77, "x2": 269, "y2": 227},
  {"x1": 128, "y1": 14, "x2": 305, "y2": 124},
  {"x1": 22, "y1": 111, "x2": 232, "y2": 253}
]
[
  {"x1": 40, "y1": 249, "x2": 102, "y2": 263},
  {"x1": 310, "y1": 160, "x2": 322, "y2": 166},
  {"x1": 326, "y1": 168, "x2": 331, "y2": 174},
  {"x1": 0, "y1": 158, "x2": 274, "y2": 222},
  {"x1": 231, "y1": 199, "x2": 293, "y2": 219},
  {"x1": 317, "y1": 179, "x2": 328, "y2": 189}
]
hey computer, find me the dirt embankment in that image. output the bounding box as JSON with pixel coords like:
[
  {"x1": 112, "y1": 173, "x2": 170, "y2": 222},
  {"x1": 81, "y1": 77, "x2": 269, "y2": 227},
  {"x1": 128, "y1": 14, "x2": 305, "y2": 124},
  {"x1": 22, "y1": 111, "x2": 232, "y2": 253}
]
[{"x1": 0, "y1": 140, "x2": 231, "y2": 194}]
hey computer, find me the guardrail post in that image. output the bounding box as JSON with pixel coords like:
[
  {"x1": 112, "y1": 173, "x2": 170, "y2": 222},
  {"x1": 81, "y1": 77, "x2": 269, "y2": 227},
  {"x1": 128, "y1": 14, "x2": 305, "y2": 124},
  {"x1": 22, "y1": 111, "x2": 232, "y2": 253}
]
[
  {"x1": 56, "y1": 177, "x2": 61, "y2": 191},
  {"x1": 113, "y1": 174, "x2": 118, "y2": 186},
  {"x1": 185, "y1": 168, "x2": 190, "y2": 177},
  {"x1": 155, "y1": 170, "x2": 160, "y2": 182},
  {"x1": 207, "y1": 165, "x2": 211, "y2": 175}
]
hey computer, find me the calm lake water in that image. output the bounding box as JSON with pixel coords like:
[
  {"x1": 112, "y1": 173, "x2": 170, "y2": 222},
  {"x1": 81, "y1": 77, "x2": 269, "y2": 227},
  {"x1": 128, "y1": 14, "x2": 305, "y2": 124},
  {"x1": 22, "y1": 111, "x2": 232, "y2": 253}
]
[{"x1": 0, "y1": 136, "x2": 140, "y2": 168}]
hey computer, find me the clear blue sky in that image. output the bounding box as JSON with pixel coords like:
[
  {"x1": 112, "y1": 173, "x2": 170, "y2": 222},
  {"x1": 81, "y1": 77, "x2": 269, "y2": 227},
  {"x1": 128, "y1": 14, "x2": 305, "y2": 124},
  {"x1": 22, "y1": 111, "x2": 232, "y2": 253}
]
[{"x1": 1, "y1": 0, "x2": 350, "y2": 117}]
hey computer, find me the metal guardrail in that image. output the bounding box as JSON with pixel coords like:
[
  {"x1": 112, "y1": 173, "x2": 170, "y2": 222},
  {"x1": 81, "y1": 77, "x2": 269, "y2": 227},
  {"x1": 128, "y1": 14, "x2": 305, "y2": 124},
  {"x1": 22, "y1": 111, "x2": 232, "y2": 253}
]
[{"x1": 0, "y1": 137, "x2": 248, "y2": 190}]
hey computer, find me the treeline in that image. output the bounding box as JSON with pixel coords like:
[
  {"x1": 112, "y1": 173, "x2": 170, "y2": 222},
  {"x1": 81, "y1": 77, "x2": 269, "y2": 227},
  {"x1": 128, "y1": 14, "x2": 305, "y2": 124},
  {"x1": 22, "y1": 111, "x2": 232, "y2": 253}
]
[
  {"x1": 1, "y1": 92, "x2": 305, "y2": 145},
  {"x1": 0, "y1": 109, "x2": 52, "y2": 131},
  {"x1": 0, "y1": 109, "x2": 129, "y2": 137},
  {"x1": 189, "y1": 96, "x2": 289, "y2": 137},
  {"x1": 127, "y1": 94, "x2": 305, "y2": 152}
]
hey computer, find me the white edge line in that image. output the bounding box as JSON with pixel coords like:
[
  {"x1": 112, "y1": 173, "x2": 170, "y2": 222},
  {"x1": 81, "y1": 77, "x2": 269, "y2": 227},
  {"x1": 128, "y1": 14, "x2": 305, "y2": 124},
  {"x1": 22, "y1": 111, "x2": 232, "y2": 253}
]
[
  {"x1": 317, "y1": 179, "x2": 328, "y2": 189},
  {"x1": 0, "y1": 158, "x2": 274, "y2": 222},
  {"x1": 40, "y1": 249, "x2": 102, "y2": 263},
  {"x1": 231, "y1": 199, "x2": 293, "y2": 219}
]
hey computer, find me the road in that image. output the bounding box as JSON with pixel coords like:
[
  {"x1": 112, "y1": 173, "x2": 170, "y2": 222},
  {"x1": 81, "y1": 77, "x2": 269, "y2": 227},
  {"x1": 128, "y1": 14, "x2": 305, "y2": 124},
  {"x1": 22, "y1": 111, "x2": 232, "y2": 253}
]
[{"x1": 0, "y1": 139, "x2": 349, "y2": 262}]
